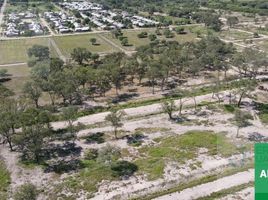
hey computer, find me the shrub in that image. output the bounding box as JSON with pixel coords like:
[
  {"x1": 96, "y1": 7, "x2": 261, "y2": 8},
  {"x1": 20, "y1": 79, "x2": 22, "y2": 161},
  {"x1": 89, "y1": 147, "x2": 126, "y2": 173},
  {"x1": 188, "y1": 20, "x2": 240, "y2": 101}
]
[
  {"x1": 137, "y1": 31, "x2": 148, "y2": 38},
  {"x1": 14, "y1": 183, "x2": 38, "y2": 200},
  {"x1": 84, "y1": 148, "x2": 98, "y2": 160},
  {"x1": 97, "y1": 145, "x2": 121, "y2": 165},
  {"x1": 111, "y1": 160, "x2": 138, "y2": 177}
]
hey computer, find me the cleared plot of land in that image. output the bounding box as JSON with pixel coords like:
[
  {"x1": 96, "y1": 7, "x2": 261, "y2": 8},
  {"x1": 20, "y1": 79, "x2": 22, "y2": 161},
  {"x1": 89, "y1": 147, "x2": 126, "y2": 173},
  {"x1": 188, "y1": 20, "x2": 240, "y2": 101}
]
[
  {"x1": 101, "y1": 28, "x2": 198, "y2": 51},
  {"x1": 0, "y1": 64, "x2": 30, "y2": 77},
  {"x1": 53, "y1": 34, "x2": 118, "y2": 57},
  {"x1": 135, "y1": 130, "x2": 245, "y2": 180},
  {"x1": 154, "y1": 169, "x2": 253, "y2": 200},
  {"x1": 0, "y1": 38, "x2": 57, "y2": 64},
  {"x1": 5, "y1": 2, "x2": 58, "y2": 13},
  {"x1": 218, "y1": 30, "x2": 253, "y2": 41},
  {"x1": 254, "y1": 40, "x2": 268, "y2": 52},
  {"x1": 0, "y1": 64, "x2": 30, "y2": 95}
]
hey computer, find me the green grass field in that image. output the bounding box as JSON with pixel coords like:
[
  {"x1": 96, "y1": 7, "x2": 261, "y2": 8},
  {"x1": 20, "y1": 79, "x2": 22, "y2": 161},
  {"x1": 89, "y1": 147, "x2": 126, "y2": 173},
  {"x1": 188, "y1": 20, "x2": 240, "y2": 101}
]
[
  {"x1": 0, "y1": 160, "x2": 10, "y2": 200},
  {"x1": 135, "y1": 130, "x2": 245, "y2": 180},
  {"x1": 101, "y1": 28, "x2": 198, "y2": 51},
  {"x1": 5, "y1": 2, "x2": 59, "y2": 13},
  {"x1": 0, "y1": 64, "x2": 31, "y2": 96},
  {"x1": 219, "y1": 30, "x2": 253, "y2": 41},
  {"x1": 0, "y1": 38, "x2": 57, "y2": 64},
  {"x1": 53, "y1": 34, "x2": 118, "y2": 57}
]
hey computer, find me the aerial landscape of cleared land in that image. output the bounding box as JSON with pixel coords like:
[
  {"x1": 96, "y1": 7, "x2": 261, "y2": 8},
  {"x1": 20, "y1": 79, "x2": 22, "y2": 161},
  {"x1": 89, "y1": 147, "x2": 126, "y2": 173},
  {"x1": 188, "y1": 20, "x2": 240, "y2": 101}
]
[{"x1": 0, "y1": 0, "x2": 268, "y2": 200}]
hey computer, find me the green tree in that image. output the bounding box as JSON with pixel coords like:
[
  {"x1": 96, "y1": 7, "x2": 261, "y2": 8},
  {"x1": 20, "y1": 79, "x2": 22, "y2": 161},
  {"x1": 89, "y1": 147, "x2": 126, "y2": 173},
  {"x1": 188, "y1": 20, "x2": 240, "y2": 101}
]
[
  {"x1": 62, "y1": 106, "x2": 79, "y2": 143},
  {"x1": 23, "y1": 81, "x2": 42, "y2": 108},
  {"x1": 161, "y1": 99, "x2": 176, "y2": 120},
  {"x1": 121, "y1": 38, "x2": 129, "y2": 46},
  {"x1": 227, "y1": 16, "x2": 239, "y2": 28},
  {"x1": 17, "y1": 111, "x2": 51, "y2": 162},
  {"x1": 27, "y1": 45, "x2": 50, "y2": 61},
  {"x1": 0, "y1": 99, "x2": 21, "y2": 151},
  {"x1": 148, "y1": 34, "x2": 157, "y2": 41},
  {"x1": 105, "y1": 110, "x2": 125, "y2": 139},
  {"x1": 146, "y1": 61, "x2": 162, "y2": 94},
  {"x1": 90, "y1": 37, "x2": 97, "y2": 45},
  {"x1": 234, "y1": 110, "x2": 253, "y2": 138},
  {"x1": 71, "y1": 47, "x2": 92, "y2": 65}
]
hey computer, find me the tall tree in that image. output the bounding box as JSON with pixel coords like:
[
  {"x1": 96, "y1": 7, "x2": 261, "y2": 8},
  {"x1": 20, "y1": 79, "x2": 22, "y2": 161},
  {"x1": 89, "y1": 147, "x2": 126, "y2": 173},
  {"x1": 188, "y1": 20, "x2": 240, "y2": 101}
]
[
  {"x1": 105, "y1": 110, "x2": 125, "y2": 139},
  {"x1": 27, "y1": 45, "x2": 50, "y2": 61},
  {"x1": 62, "y1": 106, "x2": 79, "y2": 144},
  {"x1": 0, "y1": 99, "x2": 21, "y2": 151},
  {"x1": 71, "y1": 48, "x2": 92, "y2": 65},
  {"x1": 23, "y1": 81, "x2": 42, "y2": 108},
  {"x1": 234, "y1": 110, "x2": 253, "y2": 138},
  {"x1": 162, "y1": 99, "x2": 176, "y2": 120}
]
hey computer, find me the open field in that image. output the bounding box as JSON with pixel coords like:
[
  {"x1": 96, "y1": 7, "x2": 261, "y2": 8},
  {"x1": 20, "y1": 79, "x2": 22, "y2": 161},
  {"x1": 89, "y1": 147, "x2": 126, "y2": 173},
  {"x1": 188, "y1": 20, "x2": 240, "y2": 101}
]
[
  {"x1": 5, "y1": 1, "x2": 58, "y2": 13},
  {"x1": 0, "y1": 64, "x2": 30, "y2": 95},
  {"x1": 0, "y1": 1, "x2": 267, "y2": 198},
  {"x1": 101, "y1": 27, "x2": 199, "y2": 51},
  {"x1": 37, "y1": 91, "x2": 261, "y2": 199},
  {"x1": 53, "y1": 34, "x2": 118, "y2": 57},
  {"x1": 0, "y1": 37, "x2": 58, "y2": 64},
  {"x1": 218, "y1": 29, "x2": 253, "y2": 41}
]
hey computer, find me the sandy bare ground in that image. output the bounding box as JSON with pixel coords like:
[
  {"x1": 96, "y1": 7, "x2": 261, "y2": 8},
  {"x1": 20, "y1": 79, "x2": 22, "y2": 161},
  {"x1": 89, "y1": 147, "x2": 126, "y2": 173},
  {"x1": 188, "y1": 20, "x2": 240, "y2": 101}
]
[
  {"x1": 0, "y1": 146, "x2": 55, "y2": 195},
  {"x1": 218, "y1": 187, "x2": 254, "y2": 200},
  {"x1": 154, "y1": 169, "x2": 254, "y2": 200},
  {"x1": 52, "y1": 92, "x2": 224, "y2": 130}
]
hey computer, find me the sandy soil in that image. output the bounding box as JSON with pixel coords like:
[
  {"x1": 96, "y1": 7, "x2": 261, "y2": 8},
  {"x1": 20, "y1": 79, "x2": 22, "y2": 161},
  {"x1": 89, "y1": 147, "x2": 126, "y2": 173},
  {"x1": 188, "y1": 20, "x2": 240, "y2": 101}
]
[
  {"x1": 154, "y1": 169, "x2": 254, "y2": 200},
  {"x1": 218, "y1": 187, "x2": 254, "y2": 200}
]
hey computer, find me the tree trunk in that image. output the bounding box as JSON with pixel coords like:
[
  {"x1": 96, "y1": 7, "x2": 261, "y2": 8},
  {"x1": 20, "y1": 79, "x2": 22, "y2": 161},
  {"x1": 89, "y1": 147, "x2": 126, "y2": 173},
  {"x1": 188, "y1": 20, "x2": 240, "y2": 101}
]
[
  {"x1": 168, "y1": 112, "x2": 173, "y2": 120},
  {"x1": 114, "y1": 128, "x2": 118, "y2": 139},
  {"x1": 236, "y1": 127, "x2": 240, "y2": 138},
  {"x1": 161, "y1": 78, "x2": 165, "y2": 91},
  {"x1": 237, "y1": 92, "x2": 245, "y2": 108},
  {"x1": 193, "y1": 97, "x2": 197, "y2": 111},
  {"x1": 7, "y1": 137, "x2": 13, "y2": 151},
  {"x1": 179, "y1": 98, "x2": 183, "y2": 116},
  {"x1": 35, "y1": 99, "x2": 39, "y2": 108},
  {"x1": 152, "y1": 80, "x2": 155, "y2": 94},
  {"x1": 49, "y1": 92, "x2": 55, "y2": 106},
  {"x1": 115, "y1": 86, "x2": 119, "y2": 96}
]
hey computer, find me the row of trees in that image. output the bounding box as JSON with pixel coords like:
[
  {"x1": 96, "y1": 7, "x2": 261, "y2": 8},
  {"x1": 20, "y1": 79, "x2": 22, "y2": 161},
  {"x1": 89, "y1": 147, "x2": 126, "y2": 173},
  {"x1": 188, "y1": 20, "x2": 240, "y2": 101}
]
[{"x1": 23, "y1": 33, "x2": 267, "y2": 109}]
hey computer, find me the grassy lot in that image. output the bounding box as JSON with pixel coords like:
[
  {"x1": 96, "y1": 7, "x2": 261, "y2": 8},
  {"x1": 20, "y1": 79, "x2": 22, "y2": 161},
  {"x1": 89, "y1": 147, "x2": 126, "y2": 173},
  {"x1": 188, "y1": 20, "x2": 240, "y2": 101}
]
[
  {"x1": 53, "y1": 34, "x2": 118, "y2": 57},
  {"x1": 254, "y1": 40, "x2": 268, "y2": 52},
  {"x1": 101, "y1": 27, "x2": 198, "y2": 51},
  {"x1": 135, "y1": 130, "x2": 245, "y2": 180},
  {"x1": 0, "y1": 64, "x2": 31, "y2": 96},
  {"x1": 49, "y1": 160, "x2": 119, "y2": 199},
  {"x1": 5, "y1": 2, "x2": 58, "y2": 13},
  {"x1": 218, "y1": 29, "x2": 253, "y2": 41},
  {"x1": 0, "y1": 38, "x2": 57, "y2": 65},
  {"x1": 0, "y1": 64, "x2": 30, "y2": 77},
  {"x1": 0, "y1": 160, "x2": 10, "y2": 200}
]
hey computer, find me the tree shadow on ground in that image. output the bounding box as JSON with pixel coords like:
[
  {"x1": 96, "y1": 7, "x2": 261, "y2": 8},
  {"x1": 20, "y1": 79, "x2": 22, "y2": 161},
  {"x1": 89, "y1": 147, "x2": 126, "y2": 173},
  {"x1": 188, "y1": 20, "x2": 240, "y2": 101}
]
[
  {"x1": 112, "y1": 93, "x2": 139, "y2": 103},
  {"x1": 173, "y1": 116, "x2": 191, "y2": 123},
  {"x1": 43, "y1": 142, "x2": 82, "y2": 160},
  {"x1": 84, "y1": 132, "x2": 105, "y2": 144},
  {"x1": 111, "y1": 160, "x2": 138, "y2": 179},
  {"x1": 125, "y1": 133, "x2": 147, "y2": 146},
  {"x1": 44, "y1": 158, "x2": 83, "y2": 173}
]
